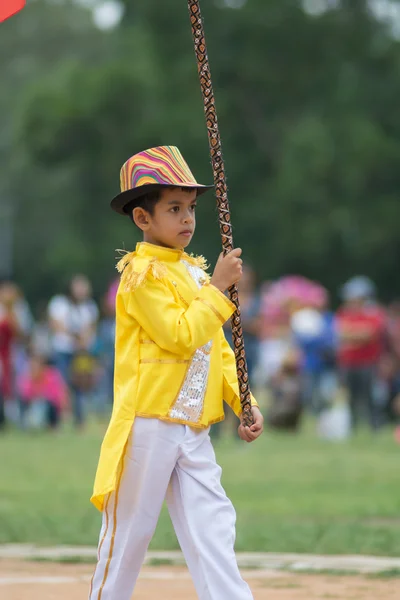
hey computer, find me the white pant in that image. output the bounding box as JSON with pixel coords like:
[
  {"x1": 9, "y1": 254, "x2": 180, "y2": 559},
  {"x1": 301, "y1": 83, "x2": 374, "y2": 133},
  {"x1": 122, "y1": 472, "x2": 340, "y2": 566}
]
[{"x1": 89, "y1": 417, "x2": 253, "y2": 600}]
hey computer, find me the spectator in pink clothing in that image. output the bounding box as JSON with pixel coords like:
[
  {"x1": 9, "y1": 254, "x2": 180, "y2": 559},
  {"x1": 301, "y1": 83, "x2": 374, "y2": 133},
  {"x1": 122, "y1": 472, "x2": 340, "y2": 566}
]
[{"x1": 18, "y1": 354, "x2": 68, "y2": 430}]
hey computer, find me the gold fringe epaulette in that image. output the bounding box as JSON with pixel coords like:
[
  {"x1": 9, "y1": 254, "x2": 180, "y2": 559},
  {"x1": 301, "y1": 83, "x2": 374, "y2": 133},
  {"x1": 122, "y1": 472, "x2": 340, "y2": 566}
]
[
  {"x1": 183, "y1": 253, "x2": 210, "y2": 272},
  {"x1": 182, "y1": 253, "x2": 211, "y2": 284},
  {"x1": 116, "y1": 250, "x2": 167, "y2": 292}
]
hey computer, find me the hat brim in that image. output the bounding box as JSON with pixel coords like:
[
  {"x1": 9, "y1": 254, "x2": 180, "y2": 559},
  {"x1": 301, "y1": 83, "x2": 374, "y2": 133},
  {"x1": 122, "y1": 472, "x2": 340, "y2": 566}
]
[{"x1": 110, "y1": 183, "x2": 214, "y2": 216}]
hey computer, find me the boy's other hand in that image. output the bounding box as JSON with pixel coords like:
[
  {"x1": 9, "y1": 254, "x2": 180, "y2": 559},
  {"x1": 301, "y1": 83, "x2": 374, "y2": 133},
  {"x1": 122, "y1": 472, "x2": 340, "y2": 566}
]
[
  {"x1": 238, "y1": 406, "x2": 264, "y2": 443},
  {"x1": 210, "y1": 248, "x2": 243, "y2": 292}
]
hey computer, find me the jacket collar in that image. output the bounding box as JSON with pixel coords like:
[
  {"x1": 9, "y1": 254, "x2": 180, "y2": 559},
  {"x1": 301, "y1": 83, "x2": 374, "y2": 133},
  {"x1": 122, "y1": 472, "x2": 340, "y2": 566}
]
[{"x1": 136, "y1": 242, "x2": 183, "y2": 262}]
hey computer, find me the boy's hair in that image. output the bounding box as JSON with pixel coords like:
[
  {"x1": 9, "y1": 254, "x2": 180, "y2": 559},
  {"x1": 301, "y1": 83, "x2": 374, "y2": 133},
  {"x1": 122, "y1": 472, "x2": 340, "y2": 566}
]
[
  {"x1": 124, "y1": 186, "x2": 197, "y2": 224},
  {"x1": 124, "y1": 189, "x2": 161, "y2": 222}
]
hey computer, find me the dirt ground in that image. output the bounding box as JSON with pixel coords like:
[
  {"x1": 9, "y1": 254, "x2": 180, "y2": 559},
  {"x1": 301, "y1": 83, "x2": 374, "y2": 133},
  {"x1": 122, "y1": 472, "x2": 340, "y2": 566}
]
[{"x1": 0, "y1": 559, "x2": 398, "y2": 600}]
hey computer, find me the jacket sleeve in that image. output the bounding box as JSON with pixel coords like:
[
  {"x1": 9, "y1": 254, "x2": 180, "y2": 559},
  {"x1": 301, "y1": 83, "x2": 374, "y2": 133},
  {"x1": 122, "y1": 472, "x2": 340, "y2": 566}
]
[
  {"x1": 124, "y1": 276, "x2": 236, "y2": 355},
  {"x1": 221, "y1": 330, "x2": 258, "y2": 417}
]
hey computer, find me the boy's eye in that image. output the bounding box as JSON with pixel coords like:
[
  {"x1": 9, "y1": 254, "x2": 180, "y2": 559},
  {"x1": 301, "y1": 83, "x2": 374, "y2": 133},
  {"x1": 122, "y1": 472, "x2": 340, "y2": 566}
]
[{"x1": 169, "y1": 204, "x2": 196, "y2": 213}]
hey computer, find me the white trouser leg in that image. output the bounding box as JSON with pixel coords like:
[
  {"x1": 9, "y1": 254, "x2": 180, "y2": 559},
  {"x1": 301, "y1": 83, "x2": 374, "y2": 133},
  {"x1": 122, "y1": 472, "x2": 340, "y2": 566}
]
[
  {"x1": 166, "y1": 427, "x2": 253, "y2": 600},
  {"x1": 89, "y1": 418, "x2": 184, "y2": 600}
]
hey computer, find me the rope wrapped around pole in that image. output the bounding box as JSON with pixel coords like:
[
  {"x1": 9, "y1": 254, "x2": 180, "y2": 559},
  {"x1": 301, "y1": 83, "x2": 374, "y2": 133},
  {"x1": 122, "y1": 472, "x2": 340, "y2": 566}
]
[{"x1": 187, "y1": 0, "x2": 254, "y2": 426}]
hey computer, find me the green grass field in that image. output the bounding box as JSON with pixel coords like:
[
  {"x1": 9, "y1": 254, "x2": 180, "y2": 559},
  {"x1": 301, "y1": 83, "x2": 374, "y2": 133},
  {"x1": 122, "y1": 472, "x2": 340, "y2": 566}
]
[{"x1": 1, "y1": 421, "x2": 399, "y2": 556}]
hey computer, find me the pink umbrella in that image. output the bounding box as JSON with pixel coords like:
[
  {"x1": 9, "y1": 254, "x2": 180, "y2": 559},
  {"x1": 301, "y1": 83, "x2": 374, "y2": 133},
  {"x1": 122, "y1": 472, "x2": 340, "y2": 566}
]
[{"x1": 262, "y1": 276, "x2": 328, "y2": 311}]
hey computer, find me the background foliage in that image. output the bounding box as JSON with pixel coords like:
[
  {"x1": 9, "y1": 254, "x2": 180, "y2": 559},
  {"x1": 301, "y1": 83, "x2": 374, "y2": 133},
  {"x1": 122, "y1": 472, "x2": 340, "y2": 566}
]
[{"x1": 2, "y1": 0, "x2": 400, "y2": 306}]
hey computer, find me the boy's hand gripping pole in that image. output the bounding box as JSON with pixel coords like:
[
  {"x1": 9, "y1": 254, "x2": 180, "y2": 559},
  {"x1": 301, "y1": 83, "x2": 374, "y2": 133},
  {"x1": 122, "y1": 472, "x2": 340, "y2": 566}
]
[{"x1": 188, "y1": 0, "x2": 254, "y2": 426}]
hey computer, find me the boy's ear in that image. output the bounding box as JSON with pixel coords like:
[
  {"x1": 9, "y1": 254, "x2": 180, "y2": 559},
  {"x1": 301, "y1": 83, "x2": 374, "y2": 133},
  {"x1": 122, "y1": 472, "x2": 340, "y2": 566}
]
[{"x1": 133, "y1": 207, "x2": 150, "y2": 231}]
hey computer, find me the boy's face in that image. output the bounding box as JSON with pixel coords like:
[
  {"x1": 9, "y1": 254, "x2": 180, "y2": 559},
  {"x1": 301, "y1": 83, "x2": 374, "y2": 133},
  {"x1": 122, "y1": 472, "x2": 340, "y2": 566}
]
[{"x1": 133, "y1": 188, "x2": 197, "y2": 249}]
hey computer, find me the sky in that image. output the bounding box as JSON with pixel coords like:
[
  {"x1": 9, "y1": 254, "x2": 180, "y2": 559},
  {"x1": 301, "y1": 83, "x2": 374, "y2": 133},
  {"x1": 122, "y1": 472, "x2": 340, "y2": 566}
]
[{"x1": 72, "y1": 0, "x2": 400, "y2": 36}]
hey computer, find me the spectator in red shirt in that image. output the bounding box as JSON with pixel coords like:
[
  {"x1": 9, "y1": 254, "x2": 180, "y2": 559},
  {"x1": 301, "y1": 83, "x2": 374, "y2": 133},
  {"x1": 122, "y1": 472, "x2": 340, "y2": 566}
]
[
  {"x1": 0, "y1": 281, "x2": 21, "y2": 429},
  {"x1": 336, "y1": 277, "x2": 386, "y2": 430}
]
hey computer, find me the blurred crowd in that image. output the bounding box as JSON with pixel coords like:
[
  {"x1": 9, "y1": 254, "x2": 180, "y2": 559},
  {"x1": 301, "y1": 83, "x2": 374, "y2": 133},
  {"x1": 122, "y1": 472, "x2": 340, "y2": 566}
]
[
  {"x1": 225, "y1": 267, "x2": 400, "y2": 440},
  {"x1": 1, "y1": 268, "x2": 400, "y2": 438},
  {"x1": 0, "y1": 275, "x2": 116, "y2": 432}
]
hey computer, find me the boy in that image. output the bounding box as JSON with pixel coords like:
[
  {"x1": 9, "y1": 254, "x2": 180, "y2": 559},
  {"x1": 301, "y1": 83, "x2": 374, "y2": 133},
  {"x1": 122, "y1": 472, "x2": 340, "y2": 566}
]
[{"x1": 89, "y1": 146, "x2": 263, "y2": 600}]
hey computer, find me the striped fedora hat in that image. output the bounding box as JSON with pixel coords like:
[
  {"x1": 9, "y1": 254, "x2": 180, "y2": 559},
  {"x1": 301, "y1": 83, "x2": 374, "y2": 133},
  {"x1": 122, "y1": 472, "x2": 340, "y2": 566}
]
[{"x1": 111, "y1": 146, "x2": 213, "y2": 216}]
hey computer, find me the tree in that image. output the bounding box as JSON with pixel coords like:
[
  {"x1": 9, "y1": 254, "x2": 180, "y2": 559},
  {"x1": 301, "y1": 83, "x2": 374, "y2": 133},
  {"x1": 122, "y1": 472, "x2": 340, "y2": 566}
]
[{"x1": 7, "y1": 0, "x2": 400, "y2": 304}]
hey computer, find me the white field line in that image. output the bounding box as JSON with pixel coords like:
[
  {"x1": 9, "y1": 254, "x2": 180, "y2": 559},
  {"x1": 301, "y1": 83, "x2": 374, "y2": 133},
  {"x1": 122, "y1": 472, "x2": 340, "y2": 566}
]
[{"x1": 1, "y1": 546, "x2": 400, "y2": 574}]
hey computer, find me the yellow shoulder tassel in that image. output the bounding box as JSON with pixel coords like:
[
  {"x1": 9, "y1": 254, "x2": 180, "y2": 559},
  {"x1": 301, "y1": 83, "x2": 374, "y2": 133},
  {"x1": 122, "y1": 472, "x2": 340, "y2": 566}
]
[
  {"x1": 183, "y1": 253, "x2": 210, "y2": 272},
  {"x1": 116, "y1": 250, "x2": 167, "y2": 292},
  {"x1": 115, "y1": 250, "x2": 136, "y2": 274}
]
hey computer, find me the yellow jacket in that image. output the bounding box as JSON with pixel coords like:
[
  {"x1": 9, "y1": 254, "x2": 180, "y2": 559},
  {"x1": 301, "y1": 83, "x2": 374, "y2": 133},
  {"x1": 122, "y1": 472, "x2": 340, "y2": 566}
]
[{"x1": 91, "y1": 242, "x2": 257, "y2": 511}]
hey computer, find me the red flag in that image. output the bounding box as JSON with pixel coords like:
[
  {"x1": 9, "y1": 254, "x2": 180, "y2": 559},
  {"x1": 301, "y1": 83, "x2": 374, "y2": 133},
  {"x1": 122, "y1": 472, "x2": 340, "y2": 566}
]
[{"x1": 0, "y1": 0, "x2": 26, "y2": 22}]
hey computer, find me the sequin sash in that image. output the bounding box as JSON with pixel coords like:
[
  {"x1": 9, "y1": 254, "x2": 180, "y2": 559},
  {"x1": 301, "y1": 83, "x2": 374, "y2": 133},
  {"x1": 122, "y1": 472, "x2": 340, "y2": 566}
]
[{"x1": 168, "y1": 261, "x2": 212, "y2": 423}]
